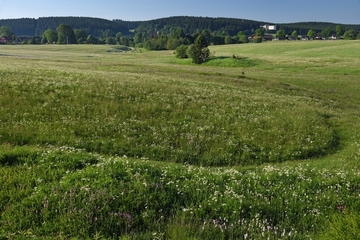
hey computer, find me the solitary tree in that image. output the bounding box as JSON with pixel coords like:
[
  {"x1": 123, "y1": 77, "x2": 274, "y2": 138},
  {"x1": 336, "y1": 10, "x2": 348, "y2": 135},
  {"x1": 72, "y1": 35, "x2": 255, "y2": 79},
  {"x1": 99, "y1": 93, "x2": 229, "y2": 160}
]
[
  {"x1": 321, "y1": 27, "x2": 331, "y2": 39},
  {"x1": 252, "y1": 28, "x2": 265, "y2": 43},
  {"x1": 307, "y1": 29, "x2": 316, "y2": 39},
  {"x1": 56, "y1": 24, "x2": 76, "y2": 44},
  {"x1": 336, "y1": 25, "x2": 345, "y2": 37},
  {"x1": 188, "y1": 34, "x2": 210, "y2": 64},
  {"x1": 0, "y1": 26, "x2": 14, "y2": 37},
  {"x1": 276, "y1": 30, "x2": 286, "y2": 39},
  {"x1": 255, "y1": 28, "x2": 265, "y2": 37},
  {"x1": 42, "y1": 29, "x2": 58, "y2": 44},
  {"x1": 291, "y1": 30, "x2": 298, "y2": 39}
]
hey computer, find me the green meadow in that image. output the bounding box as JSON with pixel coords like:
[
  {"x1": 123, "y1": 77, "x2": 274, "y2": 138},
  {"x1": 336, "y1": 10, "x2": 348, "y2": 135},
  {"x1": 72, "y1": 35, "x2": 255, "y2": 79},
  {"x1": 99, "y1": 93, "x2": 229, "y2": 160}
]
[{"x1": 0, "y1": 40, "x2": 360, "y2": 239}]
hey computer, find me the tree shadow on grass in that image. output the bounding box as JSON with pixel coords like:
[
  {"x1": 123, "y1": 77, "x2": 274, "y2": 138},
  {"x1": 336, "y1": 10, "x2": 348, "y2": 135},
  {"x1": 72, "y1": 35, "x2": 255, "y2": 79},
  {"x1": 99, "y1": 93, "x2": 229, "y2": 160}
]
[
  {"x1": 205, "y1": 55, "x2": 260, "y2": 67},
  {"x1": 106, "y1": 46, "x2": 132, "y2": 53}
]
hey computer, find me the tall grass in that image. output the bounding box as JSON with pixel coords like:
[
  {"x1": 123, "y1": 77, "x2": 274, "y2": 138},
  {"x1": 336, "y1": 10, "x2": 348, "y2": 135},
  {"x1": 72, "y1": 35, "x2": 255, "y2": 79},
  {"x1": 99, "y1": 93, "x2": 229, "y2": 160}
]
[
  {"x1": 0, "y1": 53, "x2": 340, "y2": 166},
  {"x1": 1, "y1": 147, "x2": 360, "y2": 239},
  {"x1": 1, "y1": 41, "x2": 360, "y2": 239}
]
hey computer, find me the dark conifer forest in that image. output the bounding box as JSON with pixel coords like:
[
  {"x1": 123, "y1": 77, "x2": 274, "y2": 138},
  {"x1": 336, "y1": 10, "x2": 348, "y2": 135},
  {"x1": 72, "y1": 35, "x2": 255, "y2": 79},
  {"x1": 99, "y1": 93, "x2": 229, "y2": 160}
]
[{"x1": 1, "y1": 16, "x2": 359, "y2": 37}]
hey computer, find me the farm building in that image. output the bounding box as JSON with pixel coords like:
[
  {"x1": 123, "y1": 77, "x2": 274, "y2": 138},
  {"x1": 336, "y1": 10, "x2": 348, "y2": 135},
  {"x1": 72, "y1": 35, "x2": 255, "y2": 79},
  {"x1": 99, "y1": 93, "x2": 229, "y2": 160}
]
[{"x1": 0, "y1": 36, "x2": 12, "y2": 44}]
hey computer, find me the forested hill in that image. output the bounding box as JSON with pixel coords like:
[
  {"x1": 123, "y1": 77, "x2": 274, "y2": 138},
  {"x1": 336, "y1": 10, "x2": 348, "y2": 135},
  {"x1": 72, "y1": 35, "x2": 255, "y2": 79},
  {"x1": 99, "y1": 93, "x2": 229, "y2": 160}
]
[
  {"x1": 1, "y1": 16, "x2": 359, "y2": 37},
  {"x1": 116, "y1": 16, "x2": 360, "y2": 35},
  {"x1": 117, "y1": 16, "x2": 270, "y2": 36},
  {"x1": 0, "y1": 17, "x2": 129, "y2": 37},
  {"x1": 0, "y1": 18, "x2": 37, "y2": 36}
]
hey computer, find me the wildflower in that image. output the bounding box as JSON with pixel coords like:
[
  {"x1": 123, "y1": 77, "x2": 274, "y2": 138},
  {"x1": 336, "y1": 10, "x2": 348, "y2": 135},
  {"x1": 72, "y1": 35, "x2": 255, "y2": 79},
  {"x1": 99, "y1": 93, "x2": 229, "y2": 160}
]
[{"x1": 336, "y1": 204, "x2": 345, "y2": 212}]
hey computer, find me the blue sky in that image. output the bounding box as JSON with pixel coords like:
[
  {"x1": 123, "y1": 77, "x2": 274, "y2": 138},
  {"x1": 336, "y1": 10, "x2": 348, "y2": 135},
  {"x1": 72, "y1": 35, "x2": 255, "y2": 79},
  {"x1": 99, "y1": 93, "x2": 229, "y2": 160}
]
[{"x1": 0, "y1": 0, "x2": 359, "y2": 24}]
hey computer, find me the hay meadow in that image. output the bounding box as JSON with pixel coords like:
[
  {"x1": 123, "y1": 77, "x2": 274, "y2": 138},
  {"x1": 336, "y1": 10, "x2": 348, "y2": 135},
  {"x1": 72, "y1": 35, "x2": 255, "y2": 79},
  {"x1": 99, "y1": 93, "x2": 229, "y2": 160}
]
[{"x1": 1, "y1": 40, "x2": 360, "y2": 239}]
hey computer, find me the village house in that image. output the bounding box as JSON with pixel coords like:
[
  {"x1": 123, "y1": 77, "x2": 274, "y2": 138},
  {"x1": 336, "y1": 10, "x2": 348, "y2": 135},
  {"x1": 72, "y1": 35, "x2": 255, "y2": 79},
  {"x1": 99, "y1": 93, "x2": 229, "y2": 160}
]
[
  {"x1": 0, "y1": 36, "x2": 12, "y2": 44},
  {"x1": 263, "y1": 35, "x2": 274, "y2": 41},
  {"x1": 286, "y1": 35, "x2": 298, "y2": 41},
  {"x1": 261, "y1": 24, "x2": 277, "y2": 31},
  {"x1": 329, "y1": 35, "x2": 340, "y2": 40},
  {"x1": 301, "y1": 35, "x2": 309, "y2": 40}
]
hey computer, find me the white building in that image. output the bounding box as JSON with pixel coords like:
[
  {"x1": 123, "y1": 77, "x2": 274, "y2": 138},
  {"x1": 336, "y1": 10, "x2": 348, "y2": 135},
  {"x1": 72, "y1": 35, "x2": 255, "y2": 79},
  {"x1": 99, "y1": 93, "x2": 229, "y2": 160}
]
[{"x1": 262, "y1": 24, "x2": 277, "y2": 31}]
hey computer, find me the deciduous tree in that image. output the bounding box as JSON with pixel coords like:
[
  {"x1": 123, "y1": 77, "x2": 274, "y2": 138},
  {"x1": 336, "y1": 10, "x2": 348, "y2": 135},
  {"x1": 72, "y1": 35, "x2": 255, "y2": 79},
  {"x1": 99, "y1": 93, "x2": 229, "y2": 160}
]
[
  {"x1": 307, "y1": 29, "x2": 316, "y2": 39},
  {"x1": 74, "y1": 29, "x2": 87, "y2": 44},
  {"x1": 321, "y1": 27, "x2": 331, "y2": 38},
  {"x1": 291, "y1": 30, "x2": 298, "y2": 39},
  {"x1": 224, "y1": 35, "x2": 233, "y2": 44},
  {"x1": 56, "y1": 24, "x2": 76, "y2": 44},
  {"x1": 115, "y1": 32, "x2": 122, "y2": 44},
  {"x1": 336, "y1": 25, "x2": 344, "y2": 37},
  {"x1": 175, "y1": 44, "x2": 189, "y2": 59},
  {"x1": 85, "y1": 34, "x2": 98, "y2": 44},
  {"x1": 201, "y1": 29, "x2": 211, "y2": 45},
  {"x1": 276, "y1": 30, "x2": 286, "y2": 39},
  {"x1": 188, "y1": 34, "x2": 210, "y2": 64},
  {"x1": 120, "y1": 36, "x2": 130, "y2": 46},
  {"x1": 42, "y1": 28, "x2": 58, "y2": 44},
  {"x1": 237, "y1": 31, "x2": 248, "y2": 43},
  {"x1": 343, "y1": 29, "x2": 358, "y2": 40},
  {"x1": 105, "y1": 37, "x2": 116, "y2": 45},
  {"x1": 28, "y1": 37, "x2": 37, "y2": 44},
  {"x1": 134, "y1": 32, "x2": 144, "y2": 44},
  {"x1": 255, "y1": 28, "x2": 265, "y2": 37},
  {"x1": 0, "y1": 26, "x2": 14, "y2": 37},
  {"x1": 174, "y1": 27, "x2": 186, "y2": 39}
]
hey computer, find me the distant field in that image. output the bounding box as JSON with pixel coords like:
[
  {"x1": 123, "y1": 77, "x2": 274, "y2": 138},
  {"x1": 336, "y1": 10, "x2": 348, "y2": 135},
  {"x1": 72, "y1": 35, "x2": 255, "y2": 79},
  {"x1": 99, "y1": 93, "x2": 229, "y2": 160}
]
[{"x1": 1, "y1": 41, "x2": 360, "y2": 239}]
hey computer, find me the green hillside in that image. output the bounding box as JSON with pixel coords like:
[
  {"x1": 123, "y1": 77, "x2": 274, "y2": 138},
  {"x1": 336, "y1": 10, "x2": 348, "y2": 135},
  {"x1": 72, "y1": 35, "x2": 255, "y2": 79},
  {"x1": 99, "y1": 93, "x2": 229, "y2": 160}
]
[{"x1": 118, "y1": 16, "x2": 360, "y2": 35}]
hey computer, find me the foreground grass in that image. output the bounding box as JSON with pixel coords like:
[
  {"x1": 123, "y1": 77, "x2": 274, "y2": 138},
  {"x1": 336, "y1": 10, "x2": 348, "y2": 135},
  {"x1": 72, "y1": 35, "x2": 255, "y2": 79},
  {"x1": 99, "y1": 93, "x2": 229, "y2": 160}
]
[
  {"x1": 1, "y1": 41, "x2": 360, "y2": 239},
  {"x1": 1, "y1": 145, "x2": 360, "y2": 239}
]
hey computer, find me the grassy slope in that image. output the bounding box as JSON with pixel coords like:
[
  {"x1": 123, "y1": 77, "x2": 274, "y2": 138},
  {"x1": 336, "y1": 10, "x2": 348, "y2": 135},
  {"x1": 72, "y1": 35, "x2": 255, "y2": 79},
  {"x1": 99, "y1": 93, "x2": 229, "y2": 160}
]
[{"x1": 0, "y1": 41, "x2": 360, "y2": 239}]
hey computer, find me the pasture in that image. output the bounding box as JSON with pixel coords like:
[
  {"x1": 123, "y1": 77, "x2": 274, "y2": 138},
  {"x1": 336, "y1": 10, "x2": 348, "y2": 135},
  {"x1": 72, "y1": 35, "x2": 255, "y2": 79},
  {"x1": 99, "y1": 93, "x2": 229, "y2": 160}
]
[{"x1": 0, "y1": 40, "x2": 360, "y2": 239}]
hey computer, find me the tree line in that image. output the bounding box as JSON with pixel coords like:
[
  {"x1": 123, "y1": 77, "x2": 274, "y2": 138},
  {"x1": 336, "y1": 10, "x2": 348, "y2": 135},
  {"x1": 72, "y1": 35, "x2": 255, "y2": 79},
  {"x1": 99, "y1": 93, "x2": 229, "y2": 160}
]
[
  {"x1": 274, "y1": 25, "x2": 360, "y2": 40},
  {"x1": 116, "y1": 16, "x2": 267, "y2": 37},
  {"x1": 42, "y1": 24, "x2": 132, "y2": 45},
  {"x1": 1, "y1": 16, "x2": 359, "y2": 48},
  {"x1": 0, "y1": 17, "x2": 129, "y2": 37}
]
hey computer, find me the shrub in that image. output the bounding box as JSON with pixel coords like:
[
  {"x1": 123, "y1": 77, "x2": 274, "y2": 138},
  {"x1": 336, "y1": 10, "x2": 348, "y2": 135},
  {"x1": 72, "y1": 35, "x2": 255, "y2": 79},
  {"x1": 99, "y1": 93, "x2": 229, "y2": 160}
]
[
  {"x1": 188, "y1": 34, "x2": 210, "y2": 64},
  {"x1": 175, "y1": 45, "x2": 189, "y2": 59}
]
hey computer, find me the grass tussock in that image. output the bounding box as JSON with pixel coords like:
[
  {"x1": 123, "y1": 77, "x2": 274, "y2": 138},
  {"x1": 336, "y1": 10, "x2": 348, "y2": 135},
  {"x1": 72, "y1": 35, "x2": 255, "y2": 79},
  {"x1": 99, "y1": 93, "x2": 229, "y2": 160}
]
[{"x1": 204, "y1": 56, "x2": 261, "y2": 67}]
